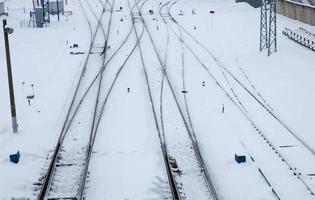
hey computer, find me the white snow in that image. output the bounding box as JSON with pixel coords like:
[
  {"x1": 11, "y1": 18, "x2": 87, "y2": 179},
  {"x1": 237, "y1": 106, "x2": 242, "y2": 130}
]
[{"x1": 0, "y1": 0, "x2": 315, "y2": 199}]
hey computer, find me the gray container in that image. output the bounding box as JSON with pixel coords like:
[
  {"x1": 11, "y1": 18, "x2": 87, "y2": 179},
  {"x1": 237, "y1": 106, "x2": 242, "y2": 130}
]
[{"x1": 35, "y1": 7, "x2": 44, "y2": 27}]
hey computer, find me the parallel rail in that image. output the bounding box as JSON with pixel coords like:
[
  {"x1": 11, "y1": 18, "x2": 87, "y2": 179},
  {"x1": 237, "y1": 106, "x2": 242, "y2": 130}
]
[
  {"x1": 164, "y1": 0, "x2": 315, "y2": 196},
  {"x1": 127, "y1": 0, "x2": 182, "y2": 199},
  {"x1": 133, "y1": 0, "x2": 219, "y2": 199},
  {"x1": 37, "y1": 0, "x2": 140, "y2": 198},
  {"x1": 37, "y1": 0, "x2": 109, "y2": 198}
]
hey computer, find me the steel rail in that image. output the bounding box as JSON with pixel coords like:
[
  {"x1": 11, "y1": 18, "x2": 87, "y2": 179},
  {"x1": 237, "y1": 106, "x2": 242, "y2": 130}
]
[
  {"x1": 167, "y1": 0, "x2": 315, "y2": 159},
  {"x1": 78, "y1": 0, "x2": 143, "y2": 198},
  {"x1": 38, "y1": 0, "x2": 142, "y2": 198},
  {"x1": 37, "y1": 0, "x2": 108, "y2": 198},
  {"x1": 127, "y1": 0, "x2": 182, "y2": 199},
  {"x1": 134, "y1": 0, "x2": 219, "y2": 199},
  {"x1": 163, "y1": 1, "x2": 315, "y2": 196}
]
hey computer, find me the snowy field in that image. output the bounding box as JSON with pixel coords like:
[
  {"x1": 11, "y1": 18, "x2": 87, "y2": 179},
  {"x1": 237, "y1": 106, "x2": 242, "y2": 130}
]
[{"x1": 0, "y1": 0, "x2": 315, "y2": 199}]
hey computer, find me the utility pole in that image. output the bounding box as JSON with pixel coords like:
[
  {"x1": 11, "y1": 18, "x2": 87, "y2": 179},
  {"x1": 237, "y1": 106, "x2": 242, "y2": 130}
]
[
  {"x1": 57, "y1": 0, "x2": 60, "y2": 21},
  {"x1": 3, "y1": 19, "x2": 18, "y2": 133}
]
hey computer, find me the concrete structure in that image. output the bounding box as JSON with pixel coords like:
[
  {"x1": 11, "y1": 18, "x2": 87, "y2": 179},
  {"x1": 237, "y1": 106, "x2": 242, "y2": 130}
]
[
  {"x1": 291, "y1": 0, "x2": 315, "y2": 7},
  {"x1": 277, "y1": 0, "x2": 315, "y2": 25},
  {"x1": 49, "y1": 0, "x2": 64, "y2": 15}
]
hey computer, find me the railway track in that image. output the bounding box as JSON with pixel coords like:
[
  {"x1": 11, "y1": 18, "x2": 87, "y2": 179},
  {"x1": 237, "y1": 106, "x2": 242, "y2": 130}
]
[
  {"x1": 34, "y1": 0, "x2": 315, "y2": 199},
  {"x1": 36, "y1": 0, "x2": 111, "y2": 198},
  {"x1": 80, "y1": 0, "x2": 145, "y2": 197},
  {"x1": 127, "y1": 1, "x2": 182, "y2": 199},
  {"x1": 166, "y1": 0, "x2": 315, "y2": 160},
  {"x1": 131, "y1": 0, "x2": 219, "y2": 199},
  {"x1": 35, "y1": 0, "x2": 143, "y2": 198},
  {"x1": 161, "y1": 0, "x2": 315, "y2": 198}
]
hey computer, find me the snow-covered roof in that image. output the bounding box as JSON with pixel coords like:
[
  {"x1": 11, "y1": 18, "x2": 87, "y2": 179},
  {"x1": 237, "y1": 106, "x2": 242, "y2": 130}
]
[{"x1": 285, "y1": 0, "x2": 315, "y2": 8}]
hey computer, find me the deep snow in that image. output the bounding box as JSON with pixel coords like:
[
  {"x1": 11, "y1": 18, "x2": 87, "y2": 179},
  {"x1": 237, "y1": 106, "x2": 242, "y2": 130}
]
[{"x1": 0, "y1": 0, "x2": 315, "y2": 199}]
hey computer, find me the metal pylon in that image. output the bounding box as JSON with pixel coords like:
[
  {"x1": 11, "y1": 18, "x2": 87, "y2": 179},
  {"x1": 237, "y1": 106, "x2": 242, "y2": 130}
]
[
  {"x1": 260, "y1": 0, "x2": 277, "y2": 56},
  {"x1": 268, "y1": 0, "x2": 277, "y2": 56},
  {"x1": 260, "y1": 0, "x2": 268, "y2": 51}
]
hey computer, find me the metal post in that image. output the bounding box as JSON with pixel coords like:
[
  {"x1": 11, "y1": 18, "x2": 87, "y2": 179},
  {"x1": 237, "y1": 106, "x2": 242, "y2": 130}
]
[
  {"x1": 56, "y1": 0, "x2": 60, "y2": 21},
  {"x1": 41, "y1": 0, "x2": 45, "y2": 24},
  {"x1": 211, "y1": 15, "x2": 213, "y2": 27},
  {"x1": 268, "y1": 0, "x2": 277, "y2": 56},
  {"x1": 3, "y1": 19, "x2": 18, "y2": 133}
]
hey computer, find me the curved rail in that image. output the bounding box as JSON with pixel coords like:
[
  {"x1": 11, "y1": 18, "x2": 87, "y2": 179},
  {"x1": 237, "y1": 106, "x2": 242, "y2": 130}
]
[
  {"x1": 163, "y1": 0, "x2": 315, "y2": 196},
  {"x1": 37, "y1": 0, "x2": 108, "y2": 198},
  {"x1": 167, "y1": 0, "x2": 315, "y2": 159},
  {"x1": 78, "y1": 0, "x2": 144, "y2": 198},
  {"x1": 128, "y1": 0, "x2": 182, "y2": 199},
  {"x1": 134, "y1": 0, "x2": 219, "y2": 199}
]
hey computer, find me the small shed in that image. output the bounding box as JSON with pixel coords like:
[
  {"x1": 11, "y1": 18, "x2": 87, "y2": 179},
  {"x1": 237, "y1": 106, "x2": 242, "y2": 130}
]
[
  {"x1": 49, "y1": 0, "x2": 64, "y2": 15},
  {"x1": 0, "y1": 1, "x2": 5, "y2": 15}
]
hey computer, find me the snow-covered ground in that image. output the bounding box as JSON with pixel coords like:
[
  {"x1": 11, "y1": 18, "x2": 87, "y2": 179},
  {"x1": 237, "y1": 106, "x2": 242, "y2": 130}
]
[
  {"x1": 0, "y1": 0, "x2": 315, "y2": 199},
  {"x1": 0, "y1": 0, "x2": 91, "y2": 197}
]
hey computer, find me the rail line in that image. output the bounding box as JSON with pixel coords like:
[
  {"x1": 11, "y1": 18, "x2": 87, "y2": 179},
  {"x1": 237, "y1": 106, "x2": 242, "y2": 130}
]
[
  {"x1": 167, "y1": 0, "x2": 315, "y2": 160},
  {"x1": 127, "y1": 0, "x2": 182, "y2": 199},
  {"x1": 78, "y1": 0, "x2": 143, "y2": 197},
  {"x1": 37, "y1": 0, "x2": 109, "y2": 198},
  {"x1": 76, "y1": 0, "x2": 115, "y2": 197},
  {"x1": 159, "y1": 3, "x2": 282, "y2": 199},
  {"x1": 162, "y1": 0, "x2": 315, "y2": 197},
  {"x1": 132, "y1": 0, "x2": 219, "y2": 199},
  {"x1": 36, "y1": 0, "x2": 141, "y2": 198}
]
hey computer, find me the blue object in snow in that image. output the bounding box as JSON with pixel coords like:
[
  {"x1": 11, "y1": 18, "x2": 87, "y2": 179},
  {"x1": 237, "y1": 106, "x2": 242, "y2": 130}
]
[
  {"x1": 9, "y1": 151, "x2": 20, "y2": 164},
  {"x1": 235, "y1": 154, "x2": 246, "y2": 164}
]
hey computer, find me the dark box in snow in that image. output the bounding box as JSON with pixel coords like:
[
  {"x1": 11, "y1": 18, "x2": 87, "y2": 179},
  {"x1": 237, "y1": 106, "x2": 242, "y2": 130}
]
[
  {"x1": 235, "y1": 154, "x2": 246, "y2": 164},
  {"x1": 10, "y1": 151, "x2": 20, "y2": 164}
]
